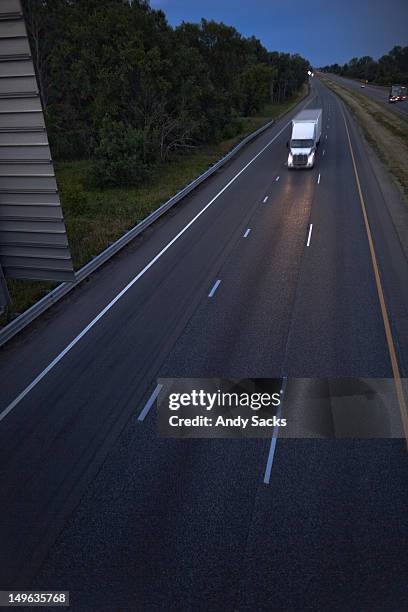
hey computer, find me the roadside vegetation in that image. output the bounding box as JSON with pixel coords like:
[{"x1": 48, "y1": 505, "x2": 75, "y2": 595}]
[
  {"x1": 22, "y1": 0, "x2": 310, "y2": 176},
  {"x1": 320, "y1": 45, "x2": 408, "y2": 86},
  {"x1": 320, "y1": 76, "x2": 408, "y2": 202}
]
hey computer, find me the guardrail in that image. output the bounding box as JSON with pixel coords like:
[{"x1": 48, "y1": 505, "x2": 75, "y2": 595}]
[{"x1": 0, "y1": 117, "x2": 277, "y2": 347}]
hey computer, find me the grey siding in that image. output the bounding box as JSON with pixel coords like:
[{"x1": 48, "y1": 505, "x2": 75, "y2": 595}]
[{"x1": 0, "y1": 0, "x2": 74, "y2": 286}]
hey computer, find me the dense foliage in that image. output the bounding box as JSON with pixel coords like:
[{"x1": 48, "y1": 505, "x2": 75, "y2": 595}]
[
  {"x1": 22, "y1": 0, "x2": 310, "y2": 185},
  {"x1": 321, "y1": 46, "x2": 408, "y2": 87}
]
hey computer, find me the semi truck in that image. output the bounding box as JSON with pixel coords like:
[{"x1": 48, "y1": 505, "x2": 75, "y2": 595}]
[
  {"x1": 389, "y1": 85, "x2": 407, "y2": 102},
  {"x1": 287, "y1": 109, "x2": 322, "y2": 169}
]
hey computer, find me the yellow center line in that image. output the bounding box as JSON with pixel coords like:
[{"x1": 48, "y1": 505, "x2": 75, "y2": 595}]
[{"x1": 341, "y1": 105, "x2": 408, "y2": 446}]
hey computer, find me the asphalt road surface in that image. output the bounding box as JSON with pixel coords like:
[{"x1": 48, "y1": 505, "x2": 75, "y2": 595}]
[
  {"x1": 0, "y1": 77, "x2": 407, "y2": 611},
  {"x1": 322, "y1": 72, "x2": 408, "y2": 118}
]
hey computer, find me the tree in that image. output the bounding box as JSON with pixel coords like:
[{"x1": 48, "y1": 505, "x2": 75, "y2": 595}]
[
  {"x1": 321, "y1": 46, "x2": 408, "y2": 86},
  {"x1": 22, "y1": 0, "x2": 310, "y2": 180}
]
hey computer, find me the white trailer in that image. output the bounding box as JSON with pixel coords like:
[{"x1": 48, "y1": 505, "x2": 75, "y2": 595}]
[{"x1": 287, "y1": 109, "x2": 322, "y2": 169}]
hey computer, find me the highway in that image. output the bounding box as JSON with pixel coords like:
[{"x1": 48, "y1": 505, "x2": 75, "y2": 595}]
[
  {"x1": 0, "y1": 77, "x2": 408, "y2": 610},
  {"x1": 322, "y1": 72, "x2": 408, "y2": 117}
]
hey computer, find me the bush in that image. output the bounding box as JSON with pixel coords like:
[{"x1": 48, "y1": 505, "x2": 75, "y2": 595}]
[
  {"x1": 60, "y1": 183, "x2": 89, "y2": 215},
  {"x1": 221, "y1": 119, "x2": 245, "y2": 140},
  {"x1": 90, "y1": 118, "x2": 152, "y2": 187}
]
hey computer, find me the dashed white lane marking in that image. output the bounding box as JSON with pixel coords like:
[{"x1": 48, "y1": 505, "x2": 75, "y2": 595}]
[
  {"x1": 323, "y1": 149, "x2": 326, "y2": 156},
  {"x1": 208, "y1": 279, "x2": 221, "y2": 298},
  {"x1": 263, "y1": 196, "x2": 269, "y2": 203},
  {"x1": 317, "y1": 173, "x2": 321, "y2": 184},
  {"x1": 325, "y1": 134, "x2": 328, "y2": 140},
  {"x1": 263, "y1": 377, "x2": 287, "y2": 485},
  {"x1": 307, "y1": 223, "x2": 313, "y2": 247},
  {"x1": 275, "y1": 176, "x2": 280, "y2": 181},
  {"x1": 243, "y1": 228, "x2": 251, "y2": 238},
  {"x1": 138, "y1": 384, "x2": 163, "y2": 421}
]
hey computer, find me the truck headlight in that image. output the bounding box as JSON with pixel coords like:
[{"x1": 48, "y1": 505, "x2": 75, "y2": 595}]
[
  {"x1": 288, "y1": 153, "x2": 293, "y2": 164},
  {"x1": 308, "y1": 152, "x2": 315, "y2": 164}
]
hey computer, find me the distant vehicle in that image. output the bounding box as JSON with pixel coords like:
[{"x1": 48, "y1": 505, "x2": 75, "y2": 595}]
[
  {"x1": 287, "y1": 109, "x2": 322, "y2": 169},
  {"x1": 389, "y1": 85, "x2": 407, "y2": 102},
  {"x1": 361, "y1": 84, "x2": 365, "y2": 88}
]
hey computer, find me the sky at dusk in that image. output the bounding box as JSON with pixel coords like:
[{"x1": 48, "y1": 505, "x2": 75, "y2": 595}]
[{"x1": 149, "y1": 0, "x2": 408, "y2": 67}]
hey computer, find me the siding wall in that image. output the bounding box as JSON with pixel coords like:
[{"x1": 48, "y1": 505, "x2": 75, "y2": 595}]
[{"x1": 0, "y1": 0, "x2": 74, "y2": 290}]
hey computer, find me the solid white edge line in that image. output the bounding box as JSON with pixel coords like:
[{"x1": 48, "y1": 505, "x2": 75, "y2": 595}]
[
  {"x1": 138, "y1": 383, "x2": 163, "y2": 422},
  {"x1": 307, "y1": 223, "x2": 313, "y2": 247},
  {"x1": 0, "y1": 97, "x2": 314, "y2": 423},
  {"x1": 243, "y1": 229, "x2": 251, "y2": 238},
  {"x1": 208, "y1": 279, "x2": 221, "y2": 298}
]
